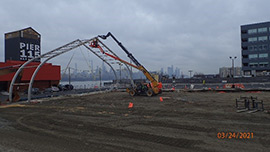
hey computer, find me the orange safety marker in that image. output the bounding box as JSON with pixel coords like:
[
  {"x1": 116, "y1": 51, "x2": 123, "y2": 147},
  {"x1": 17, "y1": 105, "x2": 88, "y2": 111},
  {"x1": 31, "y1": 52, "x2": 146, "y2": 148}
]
[
  {"x1": 128, "y1": 102, "x2": 133, "y2": 108},
  {"x1": 159, "y1": 97, "x2": 163, "y2": 102}
]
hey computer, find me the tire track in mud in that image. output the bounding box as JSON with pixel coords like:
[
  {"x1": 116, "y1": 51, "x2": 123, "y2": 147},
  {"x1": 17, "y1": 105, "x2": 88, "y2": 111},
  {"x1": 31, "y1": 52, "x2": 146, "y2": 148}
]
[
  {"x1": 136, "y1": 121, "x2": 217, "y2": 133},
  {"x1": 16, "y1": 113, "x2": 205, "y2": 151},
  {"x1": 16, "y1": 113, "x2": 142, "y2": 152}
]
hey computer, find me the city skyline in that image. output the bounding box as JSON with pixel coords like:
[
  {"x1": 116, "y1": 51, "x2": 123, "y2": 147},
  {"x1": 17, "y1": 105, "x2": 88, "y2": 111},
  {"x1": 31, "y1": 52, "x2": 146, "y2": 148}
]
[
  {"x1": 62, "y1": 62, "x2": 183, "y2": 80},
  {"x1": 0, "y1": 1, "x2": 269, "y2": 74}
]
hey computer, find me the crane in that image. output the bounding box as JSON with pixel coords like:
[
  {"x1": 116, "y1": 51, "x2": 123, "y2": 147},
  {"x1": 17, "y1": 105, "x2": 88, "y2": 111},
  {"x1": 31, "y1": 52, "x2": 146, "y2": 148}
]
[{"x1": 90, "y1": 32, "x2": 162, "y2": 96}]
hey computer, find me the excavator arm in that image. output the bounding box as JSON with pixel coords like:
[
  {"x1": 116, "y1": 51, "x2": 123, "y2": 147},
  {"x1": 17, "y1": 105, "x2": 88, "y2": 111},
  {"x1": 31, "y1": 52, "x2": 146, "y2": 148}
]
[
  {"x1": 91, "y1": 33, "x2": 162, "y2": 96},
  {"x1": 98, "y1": 32, "x2": 141, "y2": 67},
  {"x1": 98, "y1": 33, "x2": 160, "y2": 92}
]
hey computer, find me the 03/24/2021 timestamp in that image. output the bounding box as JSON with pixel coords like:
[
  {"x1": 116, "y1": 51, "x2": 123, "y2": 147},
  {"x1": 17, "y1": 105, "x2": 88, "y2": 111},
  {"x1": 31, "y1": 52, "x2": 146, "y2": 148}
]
[{"x1": 217, "y1": 132, "x2": 254, "y2": 139}]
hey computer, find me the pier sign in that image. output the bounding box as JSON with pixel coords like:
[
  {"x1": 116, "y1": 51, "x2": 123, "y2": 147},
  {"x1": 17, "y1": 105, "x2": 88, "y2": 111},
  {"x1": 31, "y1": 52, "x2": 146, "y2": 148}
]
[
  {"x1": 5, "y1": 27, "x2": 41, "y2": 62},
  {"x1": 19, "y1": 41, "x2": 40, "y2": 61}
]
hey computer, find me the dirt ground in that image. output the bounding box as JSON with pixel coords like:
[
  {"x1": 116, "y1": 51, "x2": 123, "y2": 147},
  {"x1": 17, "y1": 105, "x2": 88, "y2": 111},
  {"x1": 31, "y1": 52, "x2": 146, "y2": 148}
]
[{"x1": 0, "y1": 91, "x2": 269, "y2": 152}]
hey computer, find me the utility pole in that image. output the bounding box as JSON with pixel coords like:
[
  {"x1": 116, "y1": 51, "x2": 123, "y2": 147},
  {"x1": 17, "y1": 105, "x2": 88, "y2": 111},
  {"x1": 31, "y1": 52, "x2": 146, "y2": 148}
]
[
  {"x1": 130, "y1": 59, "x2": 133, "y2": 79},
  {"x1": 68, "y1": 67, "x2": 71, "y2": 85},
  {"x1": 99, "y1": 68, "x2": 102, "y2": 88},
  {"x1": 229, "y1": 56, "x2": 237, "y2": 78},
  {"x1": 229, "y1": 56, "x2": 237, "y2": 88}
]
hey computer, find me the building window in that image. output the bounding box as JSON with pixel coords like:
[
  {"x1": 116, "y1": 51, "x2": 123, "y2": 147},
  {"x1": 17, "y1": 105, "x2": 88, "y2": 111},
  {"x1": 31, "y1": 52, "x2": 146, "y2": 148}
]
[
  {"x1": 251, "y1": 45, "x2": 269, "y2": 51},
  {"x1": 258, "y1": 45, "x2": 263, "y2": 50},
  {"x1": 241, "y1": 30, "x2": 247, "y2": 34},
  {"x1": 258, "y1": 36, "x2": 268, "y2": 41},
  {"x1": 259, "y1": 62, "x2": 269, "y2": 67},
  {"x1": 263, "y1": 45, "x2": 268, "y2": 50},
  {"x1": 249, "y1": 54, "x2": 258, "y2": 59},
  {"x1": 242, "y1": 46, "x2": 248, "y2": 50},
  {"x1": 248, "y1": 29, "x2": 257, "y2": 34},
  {"x1": 253, "y1": 46, "x2": 257, "y2": 51},
  {"x1": 242, "y1": 38, "x2": 248, "y2": 42},
  {"x1": 249, "y1": 62, "x2": 258, "y2": 68},
  {"x1": 248, "y1": 37, "x2": 257, "y2": 42},
  {"x1": 259, "y1": 53, "x2": 268, "y2": 58},
  {"x1": 258, "y1": 27, "x2": 267, "y2": 33}
]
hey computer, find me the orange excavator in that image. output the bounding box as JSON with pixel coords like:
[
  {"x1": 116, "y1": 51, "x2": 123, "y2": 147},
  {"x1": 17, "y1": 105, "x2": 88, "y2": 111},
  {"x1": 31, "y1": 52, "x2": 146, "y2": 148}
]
[{"x1": 90, "y1": 32, "x2": 162, "y2": 96}]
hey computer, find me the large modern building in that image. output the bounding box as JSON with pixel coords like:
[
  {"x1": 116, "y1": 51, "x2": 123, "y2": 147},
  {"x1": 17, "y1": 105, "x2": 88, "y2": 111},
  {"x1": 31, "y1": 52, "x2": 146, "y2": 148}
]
[{"x1": 241, "y1": 21, "x2": 270, "y2": 76}]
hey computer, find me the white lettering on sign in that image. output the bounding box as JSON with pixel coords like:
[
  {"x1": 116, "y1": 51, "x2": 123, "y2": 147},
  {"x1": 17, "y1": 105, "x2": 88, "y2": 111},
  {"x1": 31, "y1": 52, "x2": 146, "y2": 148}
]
[
  {"x1": 19, "y1": 42, "x2": 40, "y2": 61},
  {"x1": 20, "y1": 43, "x2": 26, "y2": 49}
]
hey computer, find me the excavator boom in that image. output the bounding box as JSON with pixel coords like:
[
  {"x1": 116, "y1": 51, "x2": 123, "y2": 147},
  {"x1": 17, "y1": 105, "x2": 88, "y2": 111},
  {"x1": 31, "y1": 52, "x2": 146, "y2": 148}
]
[
  {"x1": 91, "y1": 33, "x2": 162, "y2": 96},
  {"x1": 98, "y1": 33, "x2": 159, "y2": 84}
]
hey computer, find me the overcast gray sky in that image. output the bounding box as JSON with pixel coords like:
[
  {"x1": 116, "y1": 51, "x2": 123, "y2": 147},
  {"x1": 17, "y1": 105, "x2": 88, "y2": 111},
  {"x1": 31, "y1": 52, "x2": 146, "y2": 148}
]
[{"x1": 0, "y1": 0, "x2": 269, "y2": 75}]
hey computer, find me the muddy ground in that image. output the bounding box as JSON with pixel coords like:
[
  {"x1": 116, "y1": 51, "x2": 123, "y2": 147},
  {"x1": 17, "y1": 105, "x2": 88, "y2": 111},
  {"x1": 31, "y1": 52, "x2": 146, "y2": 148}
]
[{"x1": 0, "y1": 91, "x2": 269, "y2": 152}]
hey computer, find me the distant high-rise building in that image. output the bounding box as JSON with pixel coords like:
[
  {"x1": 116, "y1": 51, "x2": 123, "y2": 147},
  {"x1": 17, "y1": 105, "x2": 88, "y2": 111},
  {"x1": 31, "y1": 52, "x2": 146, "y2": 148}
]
[
  {"x1": 95, "y1": 66, "x2": 99, "y2": 75},
  {"x1": 74, "y1": 63, "x2": 78, "y2": 75},
  {"x1": 160, "y1": 68, "x2": 164, "y2": 74},
  {"x1": 241, "y1": 21, "x2": 270, "y2": 76},
  {"x1": 167, "y1": 65, "x2": 174, "y2": 77},
  {"x1": 175, "y1": 67, "x2": 180, "y2": 78},
  {"x1": 102, "y1": 61, "x2": 107, "y2": 73},
  {"x1": 88, "y1": 60, "x2": 94, "y2": 75}
]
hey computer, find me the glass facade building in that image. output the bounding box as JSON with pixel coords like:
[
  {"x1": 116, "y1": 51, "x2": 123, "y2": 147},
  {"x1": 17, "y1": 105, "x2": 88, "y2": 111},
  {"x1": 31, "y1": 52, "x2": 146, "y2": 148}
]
[{"x1": 241, "y1": 22, "x2": 270, "y2": 76}]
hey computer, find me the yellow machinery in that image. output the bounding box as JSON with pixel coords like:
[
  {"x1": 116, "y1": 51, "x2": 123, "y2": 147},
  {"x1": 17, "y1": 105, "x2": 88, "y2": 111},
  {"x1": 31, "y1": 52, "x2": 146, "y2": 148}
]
[{"x1": 90, "y1": 32, "x2": 162, "y2": 96}]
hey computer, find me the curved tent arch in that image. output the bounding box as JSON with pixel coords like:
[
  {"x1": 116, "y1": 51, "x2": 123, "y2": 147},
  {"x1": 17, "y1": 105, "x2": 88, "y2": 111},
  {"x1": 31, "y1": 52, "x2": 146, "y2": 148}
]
[{"x1": 9, "y1": 38, "x2": 131, "y2": 102}]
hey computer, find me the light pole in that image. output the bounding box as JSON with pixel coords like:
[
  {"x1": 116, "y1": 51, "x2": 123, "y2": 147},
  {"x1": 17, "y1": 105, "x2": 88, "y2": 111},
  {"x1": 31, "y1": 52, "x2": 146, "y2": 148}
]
[
  {"x1": 68, "y1": 67, "x2": 71, "y2": 85},
  {"x1": 99, "y1": 68, "x2": 102, "y2": 88},
  {"x1": 229, "y1": 56, "x2": 237, "y2": 78},
  {"x1": 229, "y1": 56, "x2": 237, "y2": 88}
]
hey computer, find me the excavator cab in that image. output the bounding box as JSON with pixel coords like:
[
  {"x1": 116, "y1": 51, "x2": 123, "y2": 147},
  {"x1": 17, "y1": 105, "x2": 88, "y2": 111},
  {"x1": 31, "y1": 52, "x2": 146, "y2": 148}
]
[
  {"x1": 90, "y1": 39, "x2": 98, "y2": 48},
  {"x1": 127, "y1": 81, "x2": 162, "y2": 97}
]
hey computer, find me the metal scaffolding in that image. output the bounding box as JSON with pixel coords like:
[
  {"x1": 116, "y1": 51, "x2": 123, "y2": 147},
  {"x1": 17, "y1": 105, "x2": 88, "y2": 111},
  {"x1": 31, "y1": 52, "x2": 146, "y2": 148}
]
[{"x1": 9, "y1": 37, "x2": 134, "y2": 102}]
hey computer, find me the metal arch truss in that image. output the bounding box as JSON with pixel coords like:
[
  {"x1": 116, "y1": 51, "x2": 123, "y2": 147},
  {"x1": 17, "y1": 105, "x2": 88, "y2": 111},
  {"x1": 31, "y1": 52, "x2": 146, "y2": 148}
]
[
  {"x1": 9, "y1": 37, "x2": 134, "y2": 102},
  {"x1": 94, "y1": 38, "x2": 134, "y2": 86}
]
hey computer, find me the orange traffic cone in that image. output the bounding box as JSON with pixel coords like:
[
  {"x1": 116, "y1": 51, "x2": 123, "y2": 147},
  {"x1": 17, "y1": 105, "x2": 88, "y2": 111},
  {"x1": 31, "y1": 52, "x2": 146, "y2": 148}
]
[
  {"x1": 160, "y1": 97, "x2": 163, "y2": 102},
  {"x1": 128, "y1": 102, "x2": 133, "y2": 108}
]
